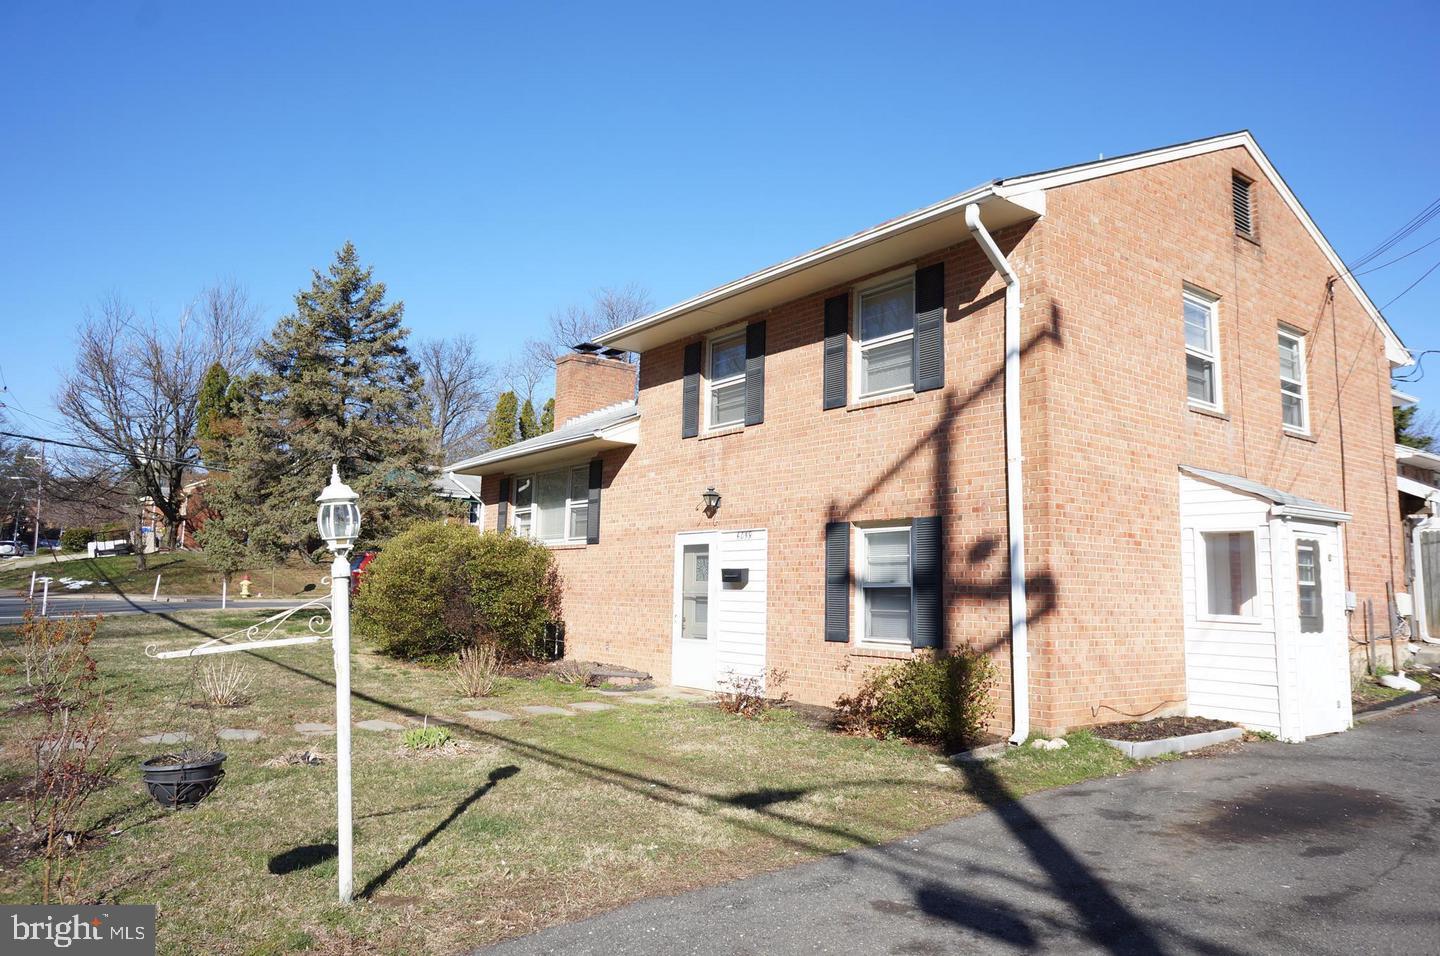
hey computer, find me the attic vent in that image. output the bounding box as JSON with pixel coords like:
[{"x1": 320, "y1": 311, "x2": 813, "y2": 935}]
[{"x1": 1232, "y1": 174, "x2": 1255, "y2": 237}]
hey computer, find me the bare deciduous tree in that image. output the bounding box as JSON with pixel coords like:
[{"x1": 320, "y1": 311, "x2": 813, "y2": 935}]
[
  {"x1": 419, "y1": 335, "x2": 496, "y2": 462},
  {"x1": 507, "y1": 283, "x2": 651, "y2": 402},
  {"x1": 55, "y1": 288, "x2": 258, "y2": 555}
]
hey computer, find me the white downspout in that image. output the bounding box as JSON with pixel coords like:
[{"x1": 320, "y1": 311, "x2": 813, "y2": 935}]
[{"x1": 965, "y1": 202, "x2": 1030, "y2": 745}]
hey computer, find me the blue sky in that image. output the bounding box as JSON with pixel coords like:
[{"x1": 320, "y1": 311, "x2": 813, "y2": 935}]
[{"x1": 2, "y1": 1, "x2": 1438, "y2": 432}]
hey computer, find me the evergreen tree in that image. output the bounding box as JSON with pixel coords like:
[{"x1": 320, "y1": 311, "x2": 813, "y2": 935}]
[
  {"x1": 541, "y1": 397, "x2": 555, "y2": 433},
  {"x1": 221, "y1": 242, "x2": 437, "y2": 558},
  {"x1": 487, "y1": 391, "x2": 519, "y2": 449},
  {"x1": 518, "y1": 398, "x2": 540, "y2": 440},
  {"x1": 1395, "y1": 404, "x2": 1434, "y2": 450},
  {"x1": 195, "y1": 362, "x2": 231, "y2": 467}
]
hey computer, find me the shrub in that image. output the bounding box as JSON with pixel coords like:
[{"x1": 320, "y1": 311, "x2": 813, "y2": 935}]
[
  {"x1": 354, "y1": 522, "x2": 562, "y2": 661},
  {"x1": 402, "y1": 726, "x2": 451, "y2": 750},
  {"x1": 198, "y1": 657, "x2": 254, "y2": 707},
  {"x1": 452, "y1": 642, "x2": 501, "y2": 698},
  {"x1": 59, "y1": 528, "x2": 94, "y2": 553},
  {"x1": 717, "y1": 668, "x2": 791, "y2": 719},
  {"x1": 551, "y1": 660, "x2": 590, "y2": 685},
  {"x1": 834, "y1": 650, "x2": 996, "y2": 751}
]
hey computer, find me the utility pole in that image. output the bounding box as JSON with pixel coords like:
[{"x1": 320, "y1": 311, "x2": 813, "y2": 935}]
[{"x1": 25, "y1": 443, "x2": 44, "y2": 553}]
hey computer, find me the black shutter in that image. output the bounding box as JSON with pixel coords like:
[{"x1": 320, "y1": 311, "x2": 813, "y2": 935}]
[
  {"x1": 913, "y1": 263, "x2": 945, "y2": 393},
  {"x1": 586, "y1": 459, "x2": 602, "y2": 545},
  {"x1": 910, "y1": 516, "x2": 943, "y2": 649},
  {"x1": 681, "y1": 342, "x2": 702, "y2": 438},
  {"x1": 745, "y1": 321, "x2": 766, "y2": 426},
  {"x1": 496, "y1": 477, "x2": 510, "y2": 533},
  {"x1": 824, "y1": 521, "x2": 850, "y2": 642},
  {"x1": 823, "y1": 294, "x2": 848, "y2": 410}
]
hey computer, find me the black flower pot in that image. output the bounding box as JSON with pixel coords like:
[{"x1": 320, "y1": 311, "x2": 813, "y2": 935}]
[{"x1": 140, "y1": 751, "x2": 226, "y2": 809}]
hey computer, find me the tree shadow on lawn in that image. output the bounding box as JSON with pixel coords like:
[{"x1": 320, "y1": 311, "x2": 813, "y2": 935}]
[{"x1": 144, "y1": 617, "x2": 1238, "y2": 956}]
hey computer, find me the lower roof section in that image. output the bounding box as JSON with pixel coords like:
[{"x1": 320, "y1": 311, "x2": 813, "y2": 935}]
[
  {"x1": 1181, "y1": 465, "x2": 1351, "y2": 523},
  {"x1": 446, "y1": 401, "x2": 640, "y2": 478}
]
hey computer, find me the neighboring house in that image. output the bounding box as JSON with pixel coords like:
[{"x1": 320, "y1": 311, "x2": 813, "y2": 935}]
[
  {"x1": 450, "y1": 131, "x2": 1410, "y2": 743},
  {"x1": 433, "y1": 472, "x2": 485, "y2": 527},
  {"x1": 1394, "y1": 434, "x2": 1440, "y2": 642}
]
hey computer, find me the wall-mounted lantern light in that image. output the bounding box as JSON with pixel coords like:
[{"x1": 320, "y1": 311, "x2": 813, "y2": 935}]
[{"x1": 700, "y1": 486, "x2": 722, "y2": 516}]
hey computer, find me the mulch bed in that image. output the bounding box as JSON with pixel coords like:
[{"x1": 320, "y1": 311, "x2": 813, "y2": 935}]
[{"x1": 1092, "y1": 716, "x2": 1236, "y2": 742}]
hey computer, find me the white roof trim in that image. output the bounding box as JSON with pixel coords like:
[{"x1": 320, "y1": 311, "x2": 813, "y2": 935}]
[
  {"x1": 1399, "y1": 475, "x2": 1440, "y2": 501},
  {"x1": 1396, "y1": 443, "x2": 1440, "y2": 470},
  {"x1": 1000, "y1": 130, "x2": 1409, "y2": 365},
  {"x1": 446, "y1": 404, "x2": 640, "y2": 477},
  {"x1": 1393, "y1": 388, "x2": 1420, "y2": 408}
]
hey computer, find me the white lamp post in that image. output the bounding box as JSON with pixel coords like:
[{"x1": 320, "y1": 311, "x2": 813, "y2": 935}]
[{"x1": 316, "y1": 465, "x2": 360, "y2": 904}]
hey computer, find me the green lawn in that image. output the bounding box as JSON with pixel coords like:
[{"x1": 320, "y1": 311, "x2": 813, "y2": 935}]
[
  {"x1": 0, "y1": 552, "x2": 326, "y2": 598},
  {"x1": 1, "y1": 611, "x2": 1146, "y2": 955}
]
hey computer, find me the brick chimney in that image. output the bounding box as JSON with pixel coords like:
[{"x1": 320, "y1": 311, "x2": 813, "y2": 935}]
[{"x1": 553, "y1": 353, "x2": 636, "y2": 426}]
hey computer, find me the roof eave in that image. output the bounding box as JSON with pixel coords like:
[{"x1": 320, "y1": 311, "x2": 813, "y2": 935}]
[{"x1": 446, "y1": 416, "x2": 640, "y2": 477}]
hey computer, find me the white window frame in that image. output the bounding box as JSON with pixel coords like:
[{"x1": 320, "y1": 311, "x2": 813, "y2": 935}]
[
  {"x1": 467, "y1": 499, "x2": 483, "y2": 527},
  {"x1": 1184, "y1": 288, "x2": 1223, "y2": 413},
  {"x1": 703, "y1": 326, "x2": 747, "y2": 432},
  {"x1": 512, "y1": 465, "x2": 589, "y2": 546},
  {"x1": 853, "y1": 520, "x2": 913, "y2": 648},
  {"x1": 852, "y1": 269, "x2": 917, "y2": 401},
  {"x1": 1194, "y1": 527, "x2": 1263, "y2": 626},
  {"x1": 1278, "y1": 327, "x2": 1309, "y2": 435}
]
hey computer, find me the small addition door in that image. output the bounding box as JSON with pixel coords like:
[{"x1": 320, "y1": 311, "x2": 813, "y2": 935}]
[{"x1": 1294, "y1": 525, "x2": 1351, "y2": 737}]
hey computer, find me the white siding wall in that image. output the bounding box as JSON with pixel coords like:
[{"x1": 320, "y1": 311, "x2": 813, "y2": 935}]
[
  {"x1": 715, "y1": 530, "x2": 768, "y2": 690},
  {"x1": 1179, "y1": 475, "x2": 1282, "y2": 733}
]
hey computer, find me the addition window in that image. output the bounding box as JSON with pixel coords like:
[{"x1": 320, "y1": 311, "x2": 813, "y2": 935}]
[
  {"x1": 511, "y1": 466, "x2": 588, "y2": 545},
  {"x1": 1277, "y1": 328, "x2": 1309, "y2": 433},
  {"x1": 706, "y1": 330, "x2": 747, "y2": 430},
  {"x1": 1201, "y1": 531, "x2": 1258, "y2": 619},
  {"x1": 467, "y1": 500, "x2": 482, "y2": 527},
  {"x1": 859, "y1": 523, "x2": 912, "y2": 645},
  {"x1": 856, "y1": 277, "x2": 916, "y2": 398},
  {"x1": 1295, "y1": 539, "x2": 1323, "y2": 632},
  {"x1": 1184, "y1": 290, "x2": 1222, "y2": 410}
]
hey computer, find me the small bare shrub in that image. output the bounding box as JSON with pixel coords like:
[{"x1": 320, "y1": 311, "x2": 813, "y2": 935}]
[
  {"x1": 835, "y1": 650, "x2": 996, "y2": 750},
  {"x1": 551, "y1": 660, "x2": 590, "y2": 686},
  {"x1": 717, "y1": 668, "x2": 792, "y2": 719},
  {"x1": 198, "y1": 657, "x2": 254, "y2": 707},
  {"x1": 452, "y1": 642, "x2": 501, "y2": 698}
]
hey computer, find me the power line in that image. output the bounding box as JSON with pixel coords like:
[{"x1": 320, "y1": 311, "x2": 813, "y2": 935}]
[
  {"x1": 0, "y1": 429, "x2": 199, "y2": 468},
  {"x1": 1380, "y1": 256, "x2": 1440, "y2": 311},
  {"x1": 1355, "y1": 233, "x2": 1440, "y2": 277},
  {"x1": 1348, "y1": 196, "x2": 1440, "y2": 272}
]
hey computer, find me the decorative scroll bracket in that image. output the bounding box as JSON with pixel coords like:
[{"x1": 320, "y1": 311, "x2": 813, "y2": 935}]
[{"x1": 146, "y1": 598, "x2": 335, "y2": 660}]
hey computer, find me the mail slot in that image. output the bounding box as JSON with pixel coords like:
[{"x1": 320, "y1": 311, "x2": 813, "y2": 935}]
[{"x1": 721, "y1": 567, "x2": 748, "y2": 587}]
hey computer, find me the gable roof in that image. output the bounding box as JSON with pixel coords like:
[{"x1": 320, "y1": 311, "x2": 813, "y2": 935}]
[
  {"x1": 596, "y1": 131, "x2": 1409, "y2": 364},
  {"x1": 1181, "y1": 465, "x2": 1351, "y2": 523},
  {"x1": 445, "y1": 400, "x2": 640, "y2": 476}
]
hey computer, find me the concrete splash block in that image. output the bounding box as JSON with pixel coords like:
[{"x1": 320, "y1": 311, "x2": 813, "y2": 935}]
[{"x1": 1099, "y1": 726, "x2": 1243, "y2": 759}]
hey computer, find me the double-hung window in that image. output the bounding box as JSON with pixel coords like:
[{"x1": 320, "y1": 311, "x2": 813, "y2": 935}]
[
  {"x1": 706, "y1": 331, "x2": 747, "y2": 430},
  {"x1": 859, "y1": 524, "x2": 911, "y2": 645},
  {"x1": 512, "y1": 466, "x2": 588, "y2": 544},
  {"x1": 1295, "y1": 539, "x2": 1323, "y2": 632},
  {"x1": 1277, "y1": 329, "x2": 1309, "y2": 433},
  {"x1": 857, "y1": 278, "x2": 915, "y2": 398},
  {"x1": 1184, "y1": 290, "x2": 1221, "y2": 410}
]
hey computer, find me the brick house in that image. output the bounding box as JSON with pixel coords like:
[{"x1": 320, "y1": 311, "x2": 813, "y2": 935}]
[{"x1": 448, "y1": 131, "x2": 1410, "y2": 743}]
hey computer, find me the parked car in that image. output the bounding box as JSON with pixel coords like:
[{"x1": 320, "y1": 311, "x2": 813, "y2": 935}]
[
  {"x1": 349, "y1": 550, "x2": 379, "y2": 594},
  {"x1": 0, "y1": 540, "x2": 30, "y2": 557},
  {"x1": 37, "y1": 538, "x2": 60, "y2": 552},
  {"x1": 94, "y1": 540, "x2": 133, "y2": 557}
]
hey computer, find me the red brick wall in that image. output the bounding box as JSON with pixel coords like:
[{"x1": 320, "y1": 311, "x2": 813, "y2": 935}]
[
  {"x1": 481, "y1": 145, "x2": 1402, "y2": 736},
  {"x1": 553, "y1": 354, "x2": 636, "y2": 426}
]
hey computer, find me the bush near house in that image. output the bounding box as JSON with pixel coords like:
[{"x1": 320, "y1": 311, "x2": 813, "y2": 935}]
[
  {"x1": 354, "y1": 522, "x2": 562, "y2": 661},
  {"x1": 834, "y1": 650, "x2": 997, "y2": 751},
  {"x1": 59, "y1": 528, "x2": 95, "y2": 553}
]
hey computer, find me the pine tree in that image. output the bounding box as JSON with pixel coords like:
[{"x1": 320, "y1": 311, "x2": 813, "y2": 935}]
[
  {"x1": 487, "y1": 391, "x2": 519, "y2": 449},
  {"x1": 1395, "y1": 404, "x2": 1434, "y2": 450},
  {"x1": 518, "y1": 398, "x2": 540, "y2": 440},
  {"x1": 223, "y1": 241, "x2": 437, "y2": 558},
  {"x1": 541, "y1": 397, "x2": 555, "y2": 433},
  {"x1": 195, "y1": 362, "x2": 231, "y2": 466}
]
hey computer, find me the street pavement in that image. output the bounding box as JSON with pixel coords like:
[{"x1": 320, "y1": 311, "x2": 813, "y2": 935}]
[
  {"x1": 0, "y1": 593, "x2": 306, "y2": 624},
  {"x1": 480, "y1": 705, "x2": 1440, "y2": 956}
]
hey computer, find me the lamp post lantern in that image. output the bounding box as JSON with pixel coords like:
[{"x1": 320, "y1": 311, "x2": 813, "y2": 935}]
[{"x1": 316, "y1": 465, "x2": 360, "y2": 903}]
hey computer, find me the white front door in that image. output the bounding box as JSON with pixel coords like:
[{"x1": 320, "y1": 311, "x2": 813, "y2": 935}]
[
  {"x1": 1293, "y1": 524, "x2": 1351, "y2": 737},
  {"x1": 671, "y1": 530, "x2": 768, "y2": 692},
  {"x1": 672, "y1": 533, "x2": 716, "y2": 690}
]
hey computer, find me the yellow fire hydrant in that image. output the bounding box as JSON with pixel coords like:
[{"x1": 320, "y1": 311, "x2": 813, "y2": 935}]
[{"x1": 239, "y1": 576, "x2": 252, "y2": 599}]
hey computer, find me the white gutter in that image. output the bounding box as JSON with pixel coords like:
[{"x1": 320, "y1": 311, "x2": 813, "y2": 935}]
[{"x1": 965, "y1": 203, "x2": 1030, "y2": 745}]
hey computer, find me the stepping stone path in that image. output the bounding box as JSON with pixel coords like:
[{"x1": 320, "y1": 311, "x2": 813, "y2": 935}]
[
  {"x1": 139, "y1": 732, "x2": 193, "y2": 746},
  {"x1": 355, "y1": 719, "x2": 407, "y2": 732},
  {"x1": 295, "y1": 722, "x2": 335, "y2": 736},
  {"x1": 218, "y1": 729, "x2": 263, "y2": 743},
  {"x1": 619, "y1": 695, "x2": 660, "y2": 705},
  {"x1": 569, "y1": 701, "x2": 616, "y2": 713},
  {"x1": 463, "y1": 710, "x2": 514, "y2": 722},
  {"x1": 519, "y1": 705, "x2": 576, "y2": 717}
]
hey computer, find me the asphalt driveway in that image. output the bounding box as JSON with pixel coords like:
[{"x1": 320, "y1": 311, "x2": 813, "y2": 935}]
[{"x1": 480, "y1": 704, "x2": 1440, "y2": 955}]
